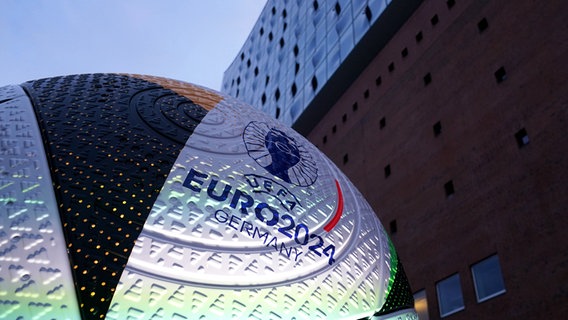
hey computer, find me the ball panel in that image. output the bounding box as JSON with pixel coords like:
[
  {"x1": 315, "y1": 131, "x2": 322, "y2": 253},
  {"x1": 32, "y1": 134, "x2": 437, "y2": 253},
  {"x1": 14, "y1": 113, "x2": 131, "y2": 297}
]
[
  {"x1": 107, "y1": 91, "x2": 397, "y2": 319},
  {"x1": 21, "y1": 74, "x2": 210, "y2": 318},
  {"x1": 0, "y1": 85, "x2": 80, "y2": 319}
]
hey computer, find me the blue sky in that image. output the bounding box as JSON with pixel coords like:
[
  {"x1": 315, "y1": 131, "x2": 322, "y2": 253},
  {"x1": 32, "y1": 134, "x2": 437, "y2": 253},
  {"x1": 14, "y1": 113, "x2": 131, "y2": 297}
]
[{"x1": 0, "y1": 0, "x2": 266, "y2": 91}]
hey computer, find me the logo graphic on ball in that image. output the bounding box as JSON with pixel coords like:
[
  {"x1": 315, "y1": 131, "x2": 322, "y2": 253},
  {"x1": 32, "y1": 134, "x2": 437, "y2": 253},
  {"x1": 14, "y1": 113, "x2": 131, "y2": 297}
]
[{"x1": 243, "y1": 121, "x2": 317, "y2": 186}]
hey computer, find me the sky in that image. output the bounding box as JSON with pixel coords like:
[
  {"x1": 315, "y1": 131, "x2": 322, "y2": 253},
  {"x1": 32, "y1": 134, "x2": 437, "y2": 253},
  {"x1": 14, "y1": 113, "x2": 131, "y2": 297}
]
[{"x1": 0, "y1": 0, "x2": 266, "y2": 91}]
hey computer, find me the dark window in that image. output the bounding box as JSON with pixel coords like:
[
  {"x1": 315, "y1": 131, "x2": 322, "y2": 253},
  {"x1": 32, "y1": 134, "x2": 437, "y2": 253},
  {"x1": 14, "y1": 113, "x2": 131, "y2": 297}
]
[
  {"x1": 384, "y1": 164, "x2": 391, "y2": 178},
  {"x1": 283, "y1": 22, "x2": 287, "y2": 31},
  {"x1": 401, "y1": 47, "x2": 408, "y2": 58},
  {"x1": 275, "y1": 88, "x2": 281, "y2": 101},
  {"x1": 275, "y1": 107, "x2": 281, "y2": 119},
  {"x1": 265, "y1": 76, "x2": 270, "y2": 86},
  {"x1": 515, "y1": 128, "x2": 530, "y2": 147},
  {"x1": 376, "y1": 76, "x2": 382, "y2": 86},
  {"x1": 364, "y1": 89, "x2": 369, "y2": 99},
  {"x1": 247, "y1": 59, "x2": 251, "y2": 68},
  {"x1": 444, "y1": 180, "x2": 455, "y2": 197},
  {"x1": 295, "y1": 63, "x2": 300, "y2": 75},
  {"x1": 240, "y1": 53, "x2": 245, "y2": 60},
  {"x1": 380, "y1": 117, "x2": 386, "y2": 129},
  {"x1": 365, "y1": 6, "x2": 372, "y2": 21},
  {"x1": 282, "y1": 9, "x2": 287, "y2": 18},
  {"x1": 254, "y1": 67, "x2": 259, "y2": 76},
  {"x1": 311, "y1": 76, "x2": 318, "y2": 91},
  {"x1": 431, "y1": 14, "x2": 439, "y2": 26},
  {"x1": 494, "y1": 66, "x2": 507, "y2": 83},
  {"x1": 353, "y1": 102, "x2": 358, "y2": 111},
  {"x1": 291, "y1": 83, "x2": 297, "y2": 96},
  {"x1": 478, "y1": 18, "x2": 489, "y2": 33},
  {"x1": 268, "y1": 32, "x2": 273, "y2": 41},
  {"x1": 342, "y1": 114, "x2": 347, "y2": 123},
  {"x1": 293, "y1": 45, "x2": 299, "y2": 56},
  {"x1": 388, "y1": 62, "x2": 395, "y2": 72},
  {"x1": 323, "y1": 135, "x2": 327, "y2": 144},
  {"x1": 424, "y1": 72, "x2": 432, "y2": 86},
  {"x1": 259, "y1": 27, "x2": 264, "y2": 36},
  {"x1": 433, "y1": 121, "x2": 442, "y2": 136},
  {"x1": 416, "y1": 31, "x2": 423, "y2": 43},
  {"x1": 261, "y1": 93, "x2": 266, "y2": 105},
  {"x1": 447, "y1": 0, "x2": 456, "y2": 9},
  {"x1": 279, "y1": 37, "x2": 285, "y2": 48},
  {"x1": 335, "y1": 2, "x2": 341, "y2": 15},
  {"x1": 313, "y1": 0, "x2": 319, "y2": 11},
  {"x1": 332, "y1": 125, "x2": 337, "y2": 134},
  {"x1": 343, "y1": 153, "x2": 349, "y2": 164},
  {"x1": 271, "y1": 6, "x2": 276, "y2": 15},
  {"x1": 237, "y1": 76, "x2": 241, "y2": 85},
  {"x1": 389, "y1": 219, "x2": 397, "y2": 234}
]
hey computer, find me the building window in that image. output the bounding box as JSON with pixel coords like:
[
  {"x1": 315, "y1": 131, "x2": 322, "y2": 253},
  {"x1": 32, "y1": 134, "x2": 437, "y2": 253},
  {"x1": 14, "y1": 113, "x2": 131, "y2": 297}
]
[
  {"x1": 401, "y1": 47, "x2": 408, "y2": 58},
  {"x1": 471, "y1": 254, "x2": 506, "y2": 302},
  {"x1": 388, "y1": 62, "x2": 395, "y2": 72},
  {"x1": 478, "y1": 18, "x2": 489, "y2": 33},
  {"x1": 436, "y1": 274, "x2": 465, "y2": 317},
  {"x1": 365, "y1": 6, "x2": 372, "y2": 22},
  {"x1": 416, "y1": 31, "x2": 423, "y2": 43},
  {"x1": 431, "y1": 14, "x2": 439, "y2": 26},
  {"x1": 332, "y1": 125, "x2": 337, "y2": 134},
  {"x1": 494, "y1": 66, "x2": 507, "y2": 83},
  {"x1": 433, "y1": 121, "x2": 442, "y2": 137},
  {"x1": 414, "y1": 289, "x2": 429, "y2": 320},
  {"x1": 261, "y1": 93, "x2": 267, "y2": 105},
  {"x1": 342, "y1": 113, "x2": 347, "y2": 123},
  {"x1": 313, "y1": 0, "x2": 319, "y2": 11},
  {"x1": 379, "y1": 117, "x2": 386, "y2": 129},
  {"x1": 275, "y1": 88, "x2": 281, "y2": 101},
  {"x1": 447, "y1": 0, "x2": 456, "y2": 9},
  {"x1": 352, "y1": 102, "x2": 358, "y2": 111},
  {"x1": 311, "y1": 76, "x2": 318, "y2": 91},
  {"x1": 291, "y1": 83, "x2": 297, "y2": 96},
  {"x1": 384, "y1": 164, "x2": 391, "y2": 178},
  {"x1": 334, "y1": 2, "x2": 341, "y2": 15},
  {"x1": 343, "y1": 153, "x2": 349, "y2": 164},
  {"x1": 444, "y1": 180, "x2": 455, "y2": 197},
  {"x1": 364, "y1": 89, "x2": 369, "y2": 99},
  {"x1": 389, "y1": 219, "x2": 397, "y2": 234},
  {"x1": 424, "y1": 72, "x2": 432, "y2": 86},
  {"x1": 375, "y1": 76, "x2": 382, "y2": 86},
  {"x1": 323, "y1": 135, "x2": 327, "y2": 144},
  {"x1": 275, "y1": 107, "x2": 281, "y2": 119},
  {"x1": 515, "y1": 128, "x2": 530, "y2": 147}
]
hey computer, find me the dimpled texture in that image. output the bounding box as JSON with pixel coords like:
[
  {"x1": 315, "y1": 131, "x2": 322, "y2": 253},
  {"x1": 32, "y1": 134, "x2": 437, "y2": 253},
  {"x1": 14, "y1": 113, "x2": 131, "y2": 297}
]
[
  {"x1": 21, "y1": 74, "x2": 207, "y2": 318},
  {"x1": 1, "y1": 74, "x2": 416, "y2": 320}
]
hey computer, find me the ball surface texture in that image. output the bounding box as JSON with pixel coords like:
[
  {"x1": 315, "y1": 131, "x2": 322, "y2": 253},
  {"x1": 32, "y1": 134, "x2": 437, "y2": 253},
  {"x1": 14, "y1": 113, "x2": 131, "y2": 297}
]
[{"x1": 0, "y1": 74, "x2": 416, "y2": 320}]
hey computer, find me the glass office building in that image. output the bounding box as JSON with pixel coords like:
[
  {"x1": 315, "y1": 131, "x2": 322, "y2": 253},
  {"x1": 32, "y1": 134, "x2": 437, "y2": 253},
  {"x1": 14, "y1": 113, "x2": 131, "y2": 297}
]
[{"x1": 222, "y1": 0, "x2": 394, "y2": 126}]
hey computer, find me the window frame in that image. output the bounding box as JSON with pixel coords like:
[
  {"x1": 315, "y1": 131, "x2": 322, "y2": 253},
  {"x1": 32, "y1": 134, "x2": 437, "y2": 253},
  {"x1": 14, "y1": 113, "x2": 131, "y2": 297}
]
[
  {"x1": 471, "y1": 254, "x2": 507, "y2": 303},
  {"x1": 436, "y1": 273, "x2": 465, "y2": 317}
]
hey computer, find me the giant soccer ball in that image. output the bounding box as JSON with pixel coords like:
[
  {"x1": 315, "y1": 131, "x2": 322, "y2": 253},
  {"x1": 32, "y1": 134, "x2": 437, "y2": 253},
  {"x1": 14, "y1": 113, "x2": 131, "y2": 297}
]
[{"x1": 0, "y1": 74, "x2": 417, "y2": 320}]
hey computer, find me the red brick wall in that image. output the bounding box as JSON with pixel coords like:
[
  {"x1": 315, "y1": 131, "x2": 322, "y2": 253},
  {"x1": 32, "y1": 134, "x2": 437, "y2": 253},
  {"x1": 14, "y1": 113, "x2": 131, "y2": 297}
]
[{"x1": 307, "y1": 0, "x2": 568, "y2": 318}]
